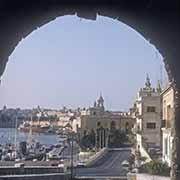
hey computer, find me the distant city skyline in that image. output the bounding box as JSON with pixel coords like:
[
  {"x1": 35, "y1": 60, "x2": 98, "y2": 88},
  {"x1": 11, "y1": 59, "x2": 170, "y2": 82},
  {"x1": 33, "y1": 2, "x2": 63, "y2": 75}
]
[{"x1": 0, "y1": 15, "x2": 168, "y2": 111}]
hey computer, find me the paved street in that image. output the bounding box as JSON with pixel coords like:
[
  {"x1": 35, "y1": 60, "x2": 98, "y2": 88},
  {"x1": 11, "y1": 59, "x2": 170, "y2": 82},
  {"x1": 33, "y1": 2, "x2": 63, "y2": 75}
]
[
  {"x1": 75, "y1": 149, "x2": 131, "y2": 178},
  {"x1": 0, "y1": 148, "x2": 131, "y2": 179}
]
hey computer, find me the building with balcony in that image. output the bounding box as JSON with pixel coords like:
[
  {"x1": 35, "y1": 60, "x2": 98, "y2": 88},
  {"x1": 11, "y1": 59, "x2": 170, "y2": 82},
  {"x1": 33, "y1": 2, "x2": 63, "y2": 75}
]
[
  {"x1": 161, "y1": 82, "x2": 175, "y2": 166},
  {"x1": 133, "y1": 75, "x2": 162, "y2": 156}
]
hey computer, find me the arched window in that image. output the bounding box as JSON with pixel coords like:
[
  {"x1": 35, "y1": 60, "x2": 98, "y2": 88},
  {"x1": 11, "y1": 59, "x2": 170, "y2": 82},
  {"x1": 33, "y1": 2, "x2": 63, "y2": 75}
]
[
  {"x1": 97, "y1": 121, "x2": 101, "y2": 127},
  {"x1": 126, "y1": 122, "x2": 129, "y2": 133},
  {"x1": 83, "y1": 130, "x2": 87, "y2": 136},
  {"x1": 110, "y1": 121, "x2": 116, "y2": 130}
]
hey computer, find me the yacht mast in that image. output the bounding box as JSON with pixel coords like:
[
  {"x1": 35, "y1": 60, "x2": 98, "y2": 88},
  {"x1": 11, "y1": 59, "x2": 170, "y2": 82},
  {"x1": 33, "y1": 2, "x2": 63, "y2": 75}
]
[
  {"x1": 27, "y1": 114, "x2": 33, "y2": 145},
  {"x1": 14, "y1": 115, "x2": 18, "y2": 159}
]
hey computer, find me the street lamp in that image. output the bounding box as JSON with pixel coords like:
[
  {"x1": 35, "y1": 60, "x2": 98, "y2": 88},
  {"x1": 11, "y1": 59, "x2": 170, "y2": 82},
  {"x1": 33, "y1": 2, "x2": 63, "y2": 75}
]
[
  {"x1": 70, "y1": 132, "x2": 75, "y2": 180},
  {"x1": 14, "y1": 114, "x2": 18, "y2": 159},
  {"x1": 105, "y1": 128, "x2": 109, "y2": 148}
]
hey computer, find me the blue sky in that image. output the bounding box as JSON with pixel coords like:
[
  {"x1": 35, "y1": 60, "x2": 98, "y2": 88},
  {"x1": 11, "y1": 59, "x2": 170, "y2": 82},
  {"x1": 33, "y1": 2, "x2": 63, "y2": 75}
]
[{"x1": 0, "y1": 15, "x2": 167, "y2": 111}]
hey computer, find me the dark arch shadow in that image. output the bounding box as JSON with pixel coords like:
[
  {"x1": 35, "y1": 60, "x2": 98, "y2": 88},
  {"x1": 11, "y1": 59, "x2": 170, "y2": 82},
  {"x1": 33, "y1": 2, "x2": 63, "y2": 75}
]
[{"x1": 0, "y1": 0, "x2": 179, "y2": 179}]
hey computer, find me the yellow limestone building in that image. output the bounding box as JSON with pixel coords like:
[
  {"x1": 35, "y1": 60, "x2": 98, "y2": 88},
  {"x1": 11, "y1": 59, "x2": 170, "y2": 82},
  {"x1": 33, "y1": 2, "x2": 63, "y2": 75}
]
[
  {"x1": 133, "y1": 75, "x2": 162, "y2": 153},
  {"x1": 161, "y1": 82, "x2": 175, "y2": 166},
  {"x1": 79, "y1": 95, "x2": 135, "y2": 148}
]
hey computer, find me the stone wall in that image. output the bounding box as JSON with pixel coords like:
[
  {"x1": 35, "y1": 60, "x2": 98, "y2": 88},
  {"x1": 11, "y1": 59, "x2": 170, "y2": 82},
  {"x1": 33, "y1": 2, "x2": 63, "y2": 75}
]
[
  {"x1": 0, "y1": 173, "x2": 70, "y2": 180},
  {"x1": 0, "y1": 166, "x2": 65, "y2": 175},
  {"x1": 127, "y1": 173, "x2": 170, "y2": 180}
]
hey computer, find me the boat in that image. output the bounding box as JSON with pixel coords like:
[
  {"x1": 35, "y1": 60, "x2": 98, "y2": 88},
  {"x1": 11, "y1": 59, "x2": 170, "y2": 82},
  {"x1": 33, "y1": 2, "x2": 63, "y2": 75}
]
[
  {"x1": 18, "y1": 122, "x2": 50, "y2": 133},
  {"x1": 46, "y1": 146, "x2": 64, "y2": 160}
]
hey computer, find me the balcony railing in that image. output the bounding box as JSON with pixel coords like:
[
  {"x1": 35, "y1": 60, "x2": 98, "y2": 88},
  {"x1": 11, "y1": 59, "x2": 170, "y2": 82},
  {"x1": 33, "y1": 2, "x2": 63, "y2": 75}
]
[
  {"x1": 161, "y1": 119, "x2": 174, "y2": 128},
  {"x1": 161, "y1": 120, "x2": 166, "y2": 128}
]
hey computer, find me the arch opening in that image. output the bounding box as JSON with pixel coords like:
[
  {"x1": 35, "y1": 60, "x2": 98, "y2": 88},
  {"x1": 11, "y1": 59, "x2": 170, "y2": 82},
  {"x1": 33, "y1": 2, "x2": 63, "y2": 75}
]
[{"x1": 0, "y1": 3, "x2": 179, "y2": 179}]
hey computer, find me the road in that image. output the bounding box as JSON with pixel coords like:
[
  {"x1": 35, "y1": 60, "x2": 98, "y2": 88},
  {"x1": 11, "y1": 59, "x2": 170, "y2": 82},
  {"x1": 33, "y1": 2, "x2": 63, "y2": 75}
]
[
  {"x1": 75, "y1": 149, "x2": 131, "y2": 178},
  {"x1": 0, "y1": 148, "x2": 131, "y2": 178}
]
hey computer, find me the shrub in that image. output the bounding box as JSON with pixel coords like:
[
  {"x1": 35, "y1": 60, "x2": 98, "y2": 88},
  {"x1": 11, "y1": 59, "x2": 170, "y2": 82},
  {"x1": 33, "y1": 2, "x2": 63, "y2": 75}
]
[
  {"x1": 140, "y1": 160, "x2": 170, "y2": 176},
  {"x1": 108, "y1": 129, "x2": 128, "y2": 148}
]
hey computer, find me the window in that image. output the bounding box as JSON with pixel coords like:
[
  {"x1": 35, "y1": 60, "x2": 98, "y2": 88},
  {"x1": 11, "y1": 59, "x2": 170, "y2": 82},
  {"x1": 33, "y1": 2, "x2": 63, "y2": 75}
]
[
  {"x1": 167, "y1": 105, "x2": 171, "y2": 120},
  {"x1": 83, "y1": 130, "x2": 87, "y2": 135},
  {"x1": 165, "y1": 138, "x2": 168, "y2": 155},
  {"x1": 125, "y1": 122, "x2": 129, "y2": 133},
  {"x1": 97, "y1": 122, "x2": 101, "y2": 127},
  {"x1": 161, "y1": 119, "x2": 166, "y2": 127},
  {"x1": 110, "y1": 121, "x2": 116, "y2": 130},
  {"x1": 147, "y1": 106, "x2": 156, "y2": 112},
  {"x1": 146, "y1": 122, "x2": 156, "y2": 129}
]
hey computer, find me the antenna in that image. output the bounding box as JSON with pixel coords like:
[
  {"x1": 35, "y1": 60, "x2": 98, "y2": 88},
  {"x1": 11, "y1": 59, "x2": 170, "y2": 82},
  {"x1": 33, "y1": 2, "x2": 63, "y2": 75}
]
[
  {"x1": 160, "y1": 64, "x2": 163, "y2": 88},
  {"x1": 155, "y1": 49, "x2": 164, "y2": 88}
]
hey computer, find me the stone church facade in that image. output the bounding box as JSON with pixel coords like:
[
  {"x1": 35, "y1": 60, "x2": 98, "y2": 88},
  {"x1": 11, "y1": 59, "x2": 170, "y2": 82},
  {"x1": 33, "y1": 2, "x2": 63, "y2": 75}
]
[{"x1": 79, "y1": 95, "x2": 135, "y2": 147}]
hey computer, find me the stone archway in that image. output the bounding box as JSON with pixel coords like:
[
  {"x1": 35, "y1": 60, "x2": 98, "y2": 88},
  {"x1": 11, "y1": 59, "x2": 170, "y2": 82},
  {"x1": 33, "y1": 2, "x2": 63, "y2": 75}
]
[{"x1": 0, "y1": 0, "x2": 179, "y2": 179}]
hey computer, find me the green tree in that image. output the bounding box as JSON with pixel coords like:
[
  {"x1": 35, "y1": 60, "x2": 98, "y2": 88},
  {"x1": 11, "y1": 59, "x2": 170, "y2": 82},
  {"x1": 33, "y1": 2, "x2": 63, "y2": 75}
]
[
  {"x1": 108, "y1": 129, "x2": 128, "y2": 148},
  {"x1": 80, "y1": 129, "x2": 96, "y2": 150}
]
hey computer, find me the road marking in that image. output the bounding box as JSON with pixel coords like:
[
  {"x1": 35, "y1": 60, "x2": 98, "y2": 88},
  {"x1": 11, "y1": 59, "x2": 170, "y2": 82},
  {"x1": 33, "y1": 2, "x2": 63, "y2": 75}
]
[
  {"x1": 104, "y1": 152, "x2": 119, "y2": 169},
  {"x1": 75, "y1": 175, "x2": 127, "y2": 179}
]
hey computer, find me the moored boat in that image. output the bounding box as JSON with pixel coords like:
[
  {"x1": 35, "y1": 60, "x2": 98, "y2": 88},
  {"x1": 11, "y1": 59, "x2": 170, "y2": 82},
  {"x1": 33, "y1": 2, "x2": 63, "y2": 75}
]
[{"x1": 18, "y1": 122, "x2": 50, "y2": 133}]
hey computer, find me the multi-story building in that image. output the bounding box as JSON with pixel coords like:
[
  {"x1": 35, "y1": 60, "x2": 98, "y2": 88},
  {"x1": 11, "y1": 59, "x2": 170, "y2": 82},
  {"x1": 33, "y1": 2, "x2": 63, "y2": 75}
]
[
  {"x1": 161, "y1": 82, "x2": 175, "y2": 166},
  {"x1": 133, "y1": 75, "x2": 162, "y2": 154}
]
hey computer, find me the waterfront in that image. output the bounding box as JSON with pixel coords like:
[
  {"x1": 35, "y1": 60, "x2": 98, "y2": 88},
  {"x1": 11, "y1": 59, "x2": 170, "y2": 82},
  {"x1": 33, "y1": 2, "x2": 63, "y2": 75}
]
[{"x1": 0, "y1": 128, "x2": 59, "y2": 145}]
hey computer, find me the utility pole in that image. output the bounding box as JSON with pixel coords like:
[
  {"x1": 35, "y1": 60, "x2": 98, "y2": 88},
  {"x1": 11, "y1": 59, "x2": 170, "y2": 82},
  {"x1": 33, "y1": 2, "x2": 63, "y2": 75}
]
[
  {"x1": 14, "y1": 114, "x2": 18, "y2": 159},
  {"x1": 99, "y1": 129, "x2": 102, "y2": 149},
  {"x1": 70, "y1": 133, "x2": 74, "y2": 180},
  {"x1": 102, "y1": 128, "x2": 104, "y2": 148},
  {"x1": 105, "y1": 128, "x2": 109, "y2": 148},
  {"x1": 95, "y1": 129, "x2": 98, "y2": 152}
]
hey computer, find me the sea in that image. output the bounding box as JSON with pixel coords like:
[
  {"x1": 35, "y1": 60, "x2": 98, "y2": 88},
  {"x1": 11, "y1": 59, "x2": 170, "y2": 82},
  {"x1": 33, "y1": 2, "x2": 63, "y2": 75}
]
[{"x1": 0, "y1": 128, "x2": 60, "y2": 145}]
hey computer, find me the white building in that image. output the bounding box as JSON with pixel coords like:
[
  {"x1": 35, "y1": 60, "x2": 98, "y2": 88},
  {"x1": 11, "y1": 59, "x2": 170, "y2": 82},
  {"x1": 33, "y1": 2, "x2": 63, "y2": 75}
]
[
  {"x1": 161, "y1": 83, "x2": 175, "y2": 166},
  {"x1": 134, "y1": 75, "x2": 162, "y2": 154}
]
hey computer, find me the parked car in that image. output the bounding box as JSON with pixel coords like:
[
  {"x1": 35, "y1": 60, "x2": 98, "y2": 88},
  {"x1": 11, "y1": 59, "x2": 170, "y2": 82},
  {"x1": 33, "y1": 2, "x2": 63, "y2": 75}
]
[
  {"x1": 77, "y1": 162, "x2": 86, "y2": 168},
  {"x1": 121, "y1": 160, "x2": 129, "y2": 170}
]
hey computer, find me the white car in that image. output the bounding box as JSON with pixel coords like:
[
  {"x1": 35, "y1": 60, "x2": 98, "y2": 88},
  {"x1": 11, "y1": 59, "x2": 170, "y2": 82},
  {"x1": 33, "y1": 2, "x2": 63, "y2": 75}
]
[
  {"x1": 77, "y1": 162, "x2": 86, "y2": 168},
  {"x1": 58, "y1": 164, "x2": 67, "y2": 172},
  {"x1": 121, "y1": 160, "x2": 129, "y2": 170},
  {"x1": 14, "y1": 162, "x2": 24, "y2": 168}
]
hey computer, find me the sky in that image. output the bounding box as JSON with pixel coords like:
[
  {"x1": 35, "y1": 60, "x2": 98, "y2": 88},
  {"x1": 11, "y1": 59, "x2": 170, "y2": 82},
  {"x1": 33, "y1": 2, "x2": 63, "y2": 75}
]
[{"x1": 0, "y1": 15, "x2": 168, "y2": 111}]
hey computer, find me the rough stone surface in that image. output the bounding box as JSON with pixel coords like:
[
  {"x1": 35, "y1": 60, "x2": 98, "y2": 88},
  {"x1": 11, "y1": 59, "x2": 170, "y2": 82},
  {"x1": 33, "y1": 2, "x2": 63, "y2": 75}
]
[{"x1": 127, "y1": 173, "x2": 170, "y2": 180}]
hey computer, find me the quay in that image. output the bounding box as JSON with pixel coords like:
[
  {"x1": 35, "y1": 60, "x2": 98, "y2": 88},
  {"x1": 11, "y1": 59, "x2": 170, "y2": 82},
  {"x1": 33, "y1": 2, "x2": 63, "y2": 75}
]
[
  {"x1": 0, "y1": 166, "x2": 70, "y2": 180},
  {"x1": 0, "y1": 148, "x2": 131, "y2": 180},
  {"x1": 0, "y1": 173, "x2": 70, "y2": 180}
]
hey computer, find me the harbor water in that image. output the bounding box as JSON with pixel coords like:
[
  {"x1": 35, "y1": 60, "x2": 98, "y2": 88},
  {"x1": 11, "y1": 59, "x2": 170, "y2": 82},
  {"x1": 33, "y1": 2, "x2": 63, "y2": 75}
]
[{"x1": 0, "y1": 128, "x2": 60, "y2": 145}]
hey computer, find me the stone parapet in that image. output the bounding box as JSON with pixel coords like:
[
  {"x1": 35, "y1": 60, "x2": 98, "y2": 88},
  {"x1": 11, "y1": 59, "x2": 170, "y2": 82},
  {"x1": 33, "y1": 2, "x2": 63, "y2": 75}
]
[{"x1": 127, "y1": 173, "x2": 170, "y2": 180}]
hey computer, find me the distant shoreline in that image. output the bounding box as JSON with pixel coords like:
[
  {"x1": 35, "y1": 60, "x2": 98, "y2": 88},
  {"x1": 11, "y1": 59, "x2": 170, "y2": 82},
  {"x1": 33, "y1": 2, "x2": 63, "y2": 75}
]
[{"x1": 0, "y1": 127, "x2": 15, "y2": 128}]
